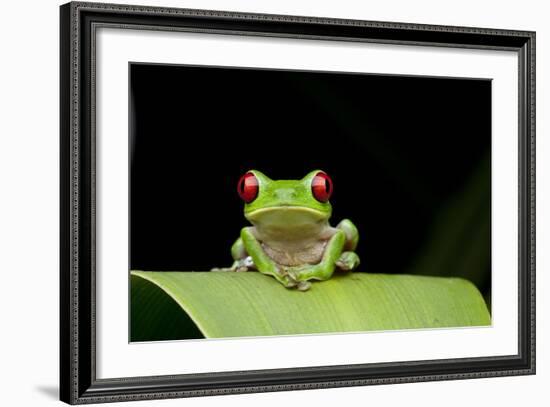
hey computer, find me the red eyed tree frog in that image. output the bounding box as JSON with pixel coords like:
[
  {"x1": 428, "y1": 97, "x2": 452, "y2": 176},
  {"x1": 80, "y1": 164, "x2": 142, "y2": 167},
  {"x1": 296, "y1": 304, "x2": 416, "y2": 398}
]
[{"x1": 213, "y1": 170, "x2": 360, "y2": 291}]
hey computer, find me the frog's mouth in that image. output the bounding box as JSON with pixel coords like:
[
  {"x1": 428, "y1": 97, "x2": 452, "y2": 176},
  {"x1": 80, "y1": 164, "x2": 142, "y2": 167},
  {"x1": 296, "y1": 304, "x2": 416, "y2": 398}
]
[{"x1": 245, "y1": 205, "x2": 329, "y2": 227}]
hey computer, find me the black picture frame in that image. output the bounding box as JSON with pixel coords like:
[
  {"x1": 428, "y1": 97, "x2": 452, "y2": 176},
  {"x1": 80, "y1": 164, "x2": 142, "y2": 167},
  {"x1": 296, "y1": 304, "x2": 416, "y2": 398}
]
[{"x1": 60, "y1": 2, "x2": 536, "y2": 404}]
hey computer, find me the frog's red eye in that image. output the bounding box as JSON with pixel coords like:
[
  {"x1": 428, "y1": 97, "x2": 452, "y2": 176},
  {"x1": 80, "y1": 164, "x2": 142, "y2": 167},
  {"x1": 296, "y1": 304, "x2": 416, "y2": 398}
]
[
  {"x1": 311, "y1": 172, "x2": 333, "y2": 203},
  {"x1": 237, "y1": 172, "x2": 259, "y2": 203}
]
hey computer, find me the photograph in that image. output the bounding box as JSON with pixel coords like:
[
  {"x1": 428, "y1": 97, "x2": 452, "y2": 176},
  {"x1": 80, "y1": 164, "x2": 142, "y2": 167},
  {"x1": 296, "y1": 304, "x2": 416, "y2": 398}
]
[
  {"x1": 0, "y1": 0, "x2": 545, "y2": 405},
  {"x1": 58, "y1": 2, "x2": 536, "y2": 403},
  {"x1": 129, "y1": 63, "x2": 492, "y2": 342}
]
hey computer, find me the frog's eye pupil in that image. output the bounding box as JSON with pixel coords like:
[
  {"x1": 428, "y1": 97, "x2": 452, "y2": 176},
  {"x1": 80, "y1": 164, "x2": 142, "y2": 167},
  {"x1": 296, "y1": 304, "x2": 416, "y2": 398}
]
[
  {"x1": 311, "y1": 172, "x2": 333, "y2": 203},
  {"x1": 238, "y1": 172, "x2": 259, "y2": 203}
]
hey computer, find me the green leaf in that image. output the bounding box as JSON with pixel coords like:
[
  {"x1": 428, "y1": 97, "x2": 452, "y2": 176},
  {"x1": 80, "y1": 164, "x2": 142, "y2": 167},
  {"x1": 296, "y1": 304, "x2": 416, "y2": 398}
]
[
  {"x1": 410, "y1": 155, "x2": 491, "y2": 290},
  {"x1": 131, "y1": 272, "x2": 203, "y2": 341},
  {"x1": 130, "y1": 271, "x2": 490, "y2": 341}
]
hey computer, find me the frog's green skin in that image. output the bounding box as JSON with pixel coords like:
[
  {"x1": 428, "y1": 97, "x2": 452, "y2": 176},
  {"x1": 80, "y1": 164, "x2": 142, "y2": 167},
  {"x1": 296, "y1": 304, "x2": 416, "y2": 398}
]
[{"x1": 213, "y1": 170, "x2": 360, "y2": 291}]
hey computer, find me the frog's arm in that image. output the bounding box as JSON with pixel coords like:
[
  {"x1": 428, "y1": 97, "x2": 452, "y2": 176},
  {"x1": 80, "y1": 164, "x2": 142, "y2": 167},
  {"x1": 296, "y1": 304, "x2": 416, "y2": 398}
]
[
  {"x1": 240, "y1": 227, "x2": 297, "y2": 288},
  {"x1": 289, "y1": 230, "x2": 346, "y2": 282}
]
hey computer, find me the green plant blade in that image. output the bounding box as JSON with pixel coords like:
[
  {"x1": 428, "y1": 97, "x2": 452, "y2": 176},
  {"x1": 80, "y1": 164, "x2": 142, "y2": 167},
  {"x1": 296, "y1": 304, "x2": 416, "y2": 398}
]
[
  {"x1": 130, "y1": 271, "x2": 490, "y2": 341},
  {"x1": 131, "y1": 272, "x2": 204, "y2": 341},
  {"x1": 410, "y1": 155, "x2": 491, "y2": 296}
]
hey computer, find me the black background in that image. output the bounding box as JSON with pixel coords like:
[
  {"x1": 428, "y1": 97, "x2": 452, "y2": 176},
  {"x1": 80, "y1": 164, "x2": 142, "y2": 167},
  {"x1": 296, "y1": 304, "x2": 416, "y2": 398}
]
[{"x1": 130, "y1": 63, "x2": 491, "y2": 300}]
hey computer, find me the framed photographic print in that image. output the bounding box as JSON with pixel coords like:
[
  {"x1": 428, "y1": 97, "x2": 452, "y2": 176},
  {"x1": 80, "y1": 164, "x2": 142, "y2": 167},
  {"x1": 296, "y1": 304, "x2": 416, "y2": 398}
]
[{"x1": 60, "y1": 1, "x2": 536, "y2": 404}]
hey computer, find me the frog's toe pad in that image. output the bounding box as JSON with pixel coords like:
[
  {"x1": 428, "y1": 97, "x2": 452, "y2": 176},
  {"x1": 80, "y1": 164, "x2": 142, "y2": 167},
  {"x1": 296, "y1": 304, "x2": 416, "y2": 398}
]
[
  {"x1": 336, "y1": 252, "x2": 360, "y2": 271},
  {"x1": 296, "y1": 281, "x2": 311, "y2": 291},
  {"x1": 284, "y1": 279, "x2": 298, "y2": 288}
]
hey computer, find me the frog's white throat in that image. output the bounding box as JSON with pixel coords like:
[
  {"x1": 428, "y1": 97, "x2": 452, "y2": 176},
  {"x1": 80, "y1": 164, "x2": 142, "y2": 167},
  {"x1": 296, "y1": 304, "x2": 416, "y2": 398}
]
[{"x1": 245, "y1": 206, "x2": 330, "y2": 241}]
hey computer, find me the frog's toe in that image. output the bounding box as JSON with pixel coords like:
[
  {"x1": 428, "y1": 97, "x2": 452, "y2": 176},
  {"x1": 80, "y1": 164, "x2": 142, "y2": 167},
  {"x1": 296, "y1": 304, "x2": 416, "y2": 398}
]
[
  {"x1": 296, "y1": 281, "x2": 311, "y2": 291},
  {"x1": 285, "y1": 268, "x2": 297, "y2": 280},
  {"x1": 242, "y1": 256, "x2": 254, "y2": 268},
  {"x1": 282, "y1": 275, "x2": 300, "y2": 288},
  {"x1": 232, "y1": 256, "x2": 255, "y2": 272},
  {"x1": 235, "y1": 257, "x2": 254, "y2": 272},
  {"x1": 211, "y1": 266, "x2": 235, "y2": 272},
  {"x1": 336, "y1": 252, "x2": 360, "y2": 271}
]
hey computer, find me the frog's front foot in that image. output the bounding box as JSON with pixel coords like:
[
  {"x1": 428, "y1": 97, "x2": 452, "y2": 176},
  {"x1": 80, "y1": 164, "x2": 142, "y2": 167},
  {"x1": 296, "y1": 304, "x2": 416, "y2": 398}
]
[
  {"x1": 277, "y1": 267, "x2": 311, "y2": 291},
  {"x1": 296, "y1": 281, "x2": 312, "y2": 291},
  {"x1": 211, "y1": 256, "x2": 254, "y2": 272},
  {"x1": 236, "y1": 256, "x2": 254, "y2": 271},
  {"x1": 286, "y1": 264, "x2": 329, "y2": 286},
  {"x1": 283, "y1": 278, "x2": 311, "y2": 291},
  {"x1": 335, "y1": 251, "x2": 360, "y2": 271}
]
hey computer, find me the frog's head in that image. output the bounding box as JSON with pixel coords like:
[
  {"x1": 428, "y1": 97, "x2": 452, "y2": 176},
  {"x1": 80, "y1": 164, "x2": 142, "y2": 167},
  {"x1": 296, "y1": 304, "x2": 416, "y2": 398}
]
[{"x1": 238, "y1": 170, "x2": 333, "y2": 231}]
